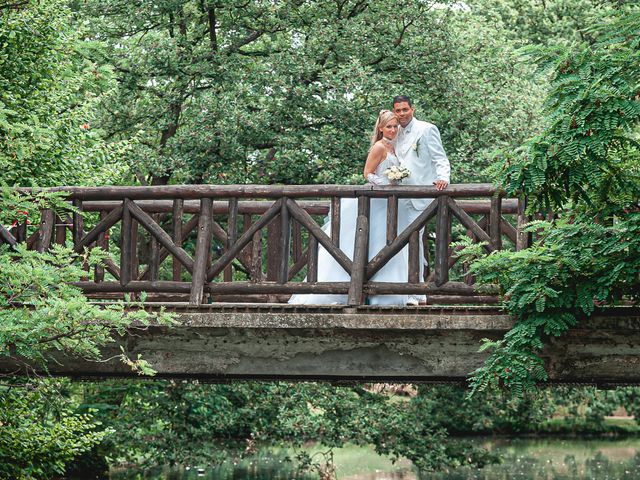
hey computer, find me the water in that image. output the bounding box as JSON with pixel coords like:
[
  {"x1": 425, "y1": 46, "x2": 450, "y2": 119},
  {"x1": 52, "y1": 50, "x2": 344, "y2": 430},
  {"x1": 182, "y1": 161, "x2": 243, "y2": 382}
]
[
  {"x1": 109, "y1": 438, "x2": 640, "y2": 480},
  {"x1": 427, "y1": 438, "x2": 640, "y2": 479}
]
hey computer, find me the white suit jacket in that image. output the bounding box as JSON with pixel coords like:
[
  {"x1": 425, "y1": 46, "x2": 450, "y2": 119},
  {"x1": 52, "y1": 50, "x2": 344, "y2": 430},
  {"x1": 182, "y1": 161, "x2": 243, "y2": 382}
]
[{"x1": 396, "y1": 118, "x2": 450, "y2": 211}]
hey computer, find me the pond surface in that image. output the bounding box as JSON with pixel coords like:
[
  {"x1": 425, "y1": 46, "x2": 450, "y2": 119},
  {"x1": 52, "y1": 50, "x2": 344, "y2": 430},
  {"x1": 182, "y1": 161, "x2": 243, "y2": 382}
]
[{"x1": 110, "y1": 437, "x2": 640, "y2": 480}]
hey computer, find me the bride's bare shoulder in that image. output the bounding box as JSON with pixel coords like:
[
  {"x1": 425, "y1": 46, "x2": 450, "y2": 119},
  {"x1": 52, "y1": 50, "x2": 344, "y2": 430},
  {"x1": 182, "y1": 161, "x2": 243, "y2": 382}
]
[{"x1": 369, "y1": 141, "x2": 386, "y2": 155}]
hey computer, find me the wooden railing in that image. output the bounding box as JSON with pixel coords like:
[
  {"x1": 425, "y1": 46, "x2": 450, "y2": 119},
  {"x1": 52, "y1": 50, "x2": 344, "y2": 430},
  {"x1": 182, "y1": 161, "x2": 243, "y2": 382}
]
[{"x1": 1, "y1": 184, "x2": 530, "y2": 305}]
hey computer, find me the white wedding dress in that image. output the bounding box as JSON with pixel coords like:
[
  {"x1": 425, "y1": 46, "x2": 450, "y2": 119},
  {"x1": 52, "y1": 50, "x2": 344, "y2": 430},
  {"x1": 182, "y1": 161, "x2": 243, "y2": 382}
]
[{"x1": 289, "y1": 152, "x2": 409, "y2": 306}]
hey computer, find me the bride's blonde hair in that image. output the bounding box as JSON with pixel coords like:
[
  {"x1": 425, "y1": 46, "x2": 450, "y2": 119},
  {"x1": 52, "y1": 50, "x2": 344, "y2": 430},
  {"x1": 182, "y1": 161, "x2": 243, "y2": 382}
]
[{"x1": 370, "y1": 109, "x2": 398, "y2": 148}]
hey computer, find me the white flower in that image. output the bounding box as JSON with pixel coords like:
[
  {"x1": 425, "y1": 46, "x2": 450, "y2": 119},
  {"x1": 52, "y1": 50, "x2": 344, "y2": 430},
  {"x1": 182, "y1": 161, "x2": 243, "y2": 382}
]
[
  {"x1": 411, "y1": 143, "x2": 418, "y2": 151},
  {"x1": 383, "y1": 165, "x2": 411, "y2": 182}
]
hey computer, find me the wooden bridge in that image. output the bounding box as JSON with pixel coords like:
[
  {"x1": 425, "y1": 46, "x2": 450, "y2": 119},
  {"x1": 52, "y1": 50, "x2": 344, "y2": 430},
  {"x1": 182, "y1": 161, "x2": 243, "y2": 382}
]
[
  {"x1": 2, "y1": 183, "x2": 525, "y2": 305},
  {"x1": 2, "y1": 183, "x2": 639, "y2": 383}
]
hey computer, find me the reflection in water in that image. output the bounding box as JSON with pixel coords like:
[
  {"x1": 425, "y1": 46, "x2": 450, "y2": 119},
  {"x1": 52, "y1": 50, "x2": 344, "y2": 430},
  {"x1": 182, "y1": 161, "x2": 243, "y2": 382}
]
[
  {"x1": 110, "y1": 438, "x2": 640, "y2": 480},
  {"x1": 423, "y1": 439, "x2": 640, "y2": 480},
  {"x1": 112, "y1": 450, "x2": 316, "y2": 480}
]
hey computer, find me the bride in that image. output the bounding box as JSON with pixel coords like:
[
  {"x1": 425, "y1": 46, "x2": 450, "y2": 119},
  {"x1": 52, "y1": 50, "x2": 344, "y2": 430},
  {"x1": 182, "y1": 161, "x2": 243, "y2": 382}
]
[{"x1": 289, "y1": 110, "x2": 409, "y2": 306}]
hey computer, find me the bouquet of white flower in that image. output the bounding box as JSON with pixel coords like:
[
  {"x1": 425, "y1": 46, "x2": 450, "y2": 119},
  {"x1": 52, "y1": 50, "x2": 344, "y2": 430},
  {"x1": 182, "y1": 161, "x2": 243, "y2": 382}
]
[{"x1": 383, "y1": 165, "x2": 411, "y2": 182}]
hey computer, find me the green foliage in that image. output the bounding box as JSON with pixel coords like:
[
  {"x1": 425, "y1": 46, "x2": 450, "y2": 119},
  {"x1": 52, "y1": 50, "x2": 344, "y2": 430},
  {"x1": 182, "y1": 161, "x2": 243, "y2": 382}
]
[
  {"x1": 3, "y1": 1, "x2": 638, "y2": 477},
  {"x1": 78, "y1": 380, "x2": 496, "y2": 472},
  {"x1": 0, "y1": 187, "x2": 174, "y2": 476},
  {"x1": 416, "y1": 385, "x2": 556, "y2": 434},
  {"x1": 0, "y1": 184, "x2": 76, "y2": 226},
  {"x1": 615, "y1": 387, "x2": 640, "y2": 425},
  {"x1": 490, "y1": 8, "x2": 640, "y2": 212},
  {"x1": 0, "y1": 188, "x2": 175, "y2": 373},
  {"x1": 461, "y1": 214, "x2": 640, "y2": 396},
  {"x1": 0, "y1": 242, "x2": 174, "y2": 373},
  {"x1": 460, "y1": 7, "x2": 640, "y2": 398},
  {"x1": 547, "y1": 386, "x2": 622, "y2": 432},
  {"x1": 0, "y1": 0, "x2": 130, "y2": 186},
  {"x1": 468, "y1": 0, "x2": 617, "y2": 46},
  {"x1": 0, "y1": 379, "x2": 109, "y2": 480},
  {"x1": 413, "y1": 385, "x2": 637, "y2": 436},
  {"x1": 75, "y1": 0, "x2": 543, "y2": 186}
]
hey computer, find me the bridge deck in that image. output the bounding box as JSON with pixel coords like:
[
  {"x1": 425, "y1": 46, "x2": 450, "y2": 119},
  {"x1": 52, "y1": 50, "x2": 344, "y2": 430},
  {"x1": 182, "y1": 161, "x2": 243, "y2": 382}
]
[{"x1": 2, "y1": 305, "x2": 639, "y2": 385}]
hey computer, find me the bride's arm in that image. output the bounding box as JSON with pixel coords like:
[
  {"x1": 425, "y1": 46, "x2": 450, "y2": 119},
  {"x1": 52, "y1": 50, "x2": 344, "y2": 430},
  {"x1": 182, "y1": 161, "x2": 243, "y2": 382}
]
[{"x1": 363, "y1": 143, "x2": 386, "y2": 184}]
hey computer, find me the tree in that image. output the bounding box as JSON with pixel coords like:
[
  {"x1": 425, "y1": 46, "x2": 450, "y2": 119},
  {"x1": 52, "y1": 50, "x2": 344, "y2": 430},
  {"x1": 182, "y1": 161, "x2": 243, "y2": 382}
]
[
  {"x1": 0, "y1": 379, "x2": 110, "y2": 480},
  {"x1": 461, "y1": 7, "x2": 640, "y2": 395},
  {"x1": 0, "y1": 188, "x2": 174, "y2": 479},
  {"x1": 79, "y1": 0, "x2": 543, "y2": 186},
  {"x1": 78, "y1": 380, "x2": 497, "y2": 472},
  {"x1": 0, "y1": 0, "x2": 127, "y2": 187},
  {"x1": 467, "y1": 0, "x2": 619, "y2": 46}
]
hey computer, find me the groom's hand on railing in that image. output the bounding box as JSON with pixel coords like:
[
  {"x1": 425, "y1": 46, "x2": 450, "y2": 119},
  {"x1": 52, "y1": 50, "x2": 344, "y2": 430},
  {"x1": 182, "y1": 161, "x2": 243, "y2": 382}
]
[{"x1": 433, "y1": 180, "x2": 448, "y2": 191}]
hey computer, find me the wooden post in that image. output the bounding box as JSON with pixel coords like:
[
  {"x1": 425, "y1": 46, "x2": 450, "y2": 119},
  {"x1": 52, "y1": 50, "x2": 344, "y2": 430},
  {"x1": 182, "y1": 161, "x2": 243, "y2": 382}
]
[
  {"x1": 130, "y1": 218, "x2": 139, "y2": 281},
  {"x1": 55, "y1": 215, "x2": 67, "y2": 245},
  {"x1": 516, "y1": 196, "x2": 531, "y2": 251},
  {"x1": 172, "y1": 199, "x2": 184, "y2": 281},
  {"x1": 15, "y1": 220, "x2": 26, "y2": 243},
  {"x1": 422, "y1": 223, "x2": 430, "y2": 280},
  {"x1": 36, "y1": 209, "x2": 54, "y2": 253},
  {"x1": 307, "y1": 235, "x2": 318, "y2": 283},
  {"x1": 120, "y1": 200, "x2": 133, "y2": 287},
  {"x1": 435, "y1": 195, "x2": 451, "y2": 287},
  {"x1": 72, "y1": 199, "x2": 84, "y2": 248},
  {"x1": 266, "y1": 212, "x2": 282, "y2": 282},
  {"x1": 358, "y1": 194, "x2": 370, "y2": 221},
  {"x1": 242, "y1": 213, "x2": 254, "y2": 265},
  {"x1": 408, "y1": 230, "x2": 420, "y2": 284},
  {"x1": 189, "y1": 198, "x2": 213, "y2": 305},
  {"x1": 489, "y1": 196, "x2": 502, "y2": 251},
  {"x1": 292, "y1": 219, "x2": 302, "y2": 263},
  {"x1": 348, "y1": 196, "x2": 370, "y2": 306},
  {"x1": 224, "y1": 197, "x2": 238, "y2": 282},
  {"x1": 464, "y1": 226, "x2": 475, "y2": 286},
  {"x1": 250, "y1": 229, "x2": 262, "y2": 282},
  {"x1": 278, "y1": 199, "x2": 290, "y2": 284},
  {"x1": 148, "y1": 213, "x2": 160, "y2": 282},
  {"x1": 331, "y1": 196, "x2": 341, "y2": 247},
  {"x1": 95, "y1": 210, "x2": 107, "y2": 283},
  {"x1": 73, "y1": 199, "x2": 91, "y2": 281},
  {"x1": 386, "y1": 195, "x2": 398, "y2": 246}
]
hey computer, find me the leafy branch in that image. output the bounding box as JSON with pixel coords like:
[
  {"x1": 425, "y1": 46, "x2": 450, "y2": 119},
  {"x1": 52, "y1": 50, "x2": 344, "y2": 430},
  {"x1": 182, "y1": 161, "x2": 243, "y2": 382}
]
[
  {"x1": 461, "y1": 214, "x2": 639, "y2": 397},
  {"x1": 465, "y1": 8, "x2": 640, "y2": 398}
]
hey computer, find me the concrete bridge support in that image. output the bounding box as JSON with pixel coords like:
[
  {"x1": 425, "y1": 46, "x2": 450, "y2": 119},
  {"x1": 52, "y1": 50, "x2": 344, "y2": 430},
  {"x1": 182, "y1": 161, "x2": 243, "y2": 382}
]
[{"x1": 1, "y1": 306, "x2": 639, "y2": 384}]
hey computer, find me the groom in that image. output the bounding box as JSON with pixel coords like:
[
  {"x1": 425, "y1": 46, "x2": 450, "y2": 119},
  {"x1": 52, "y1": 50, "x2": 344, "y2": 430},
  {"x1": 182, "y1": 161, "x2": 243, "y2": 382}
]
[{"x1": 392, "y1": 95, "x2": 450, "y2": 305}]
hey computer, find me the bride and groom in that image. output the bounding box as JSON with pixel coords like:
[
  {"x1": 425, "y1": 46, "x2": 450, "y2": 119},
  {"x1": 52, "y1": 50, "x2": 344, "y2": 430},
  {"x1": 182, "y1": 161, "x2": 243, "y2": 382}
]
[{"x1": 289, "y1": 95, "x2": 450, "y2": 306}]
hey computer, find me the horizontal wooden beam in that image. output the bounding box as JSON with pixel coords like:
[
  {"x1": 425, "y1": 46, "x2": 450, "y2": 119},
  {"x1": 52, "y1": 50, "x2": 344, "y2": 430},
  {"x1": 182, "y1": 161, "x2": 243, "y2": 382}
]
[
  {"x1": 73, "y1": 280, "x2": 497, "y2": 296},
  {"x1": 29, "y1": 183, "x2": 502, "y2": 201},
  {"x1": 81, "y1": 200, "x2": 332, "y2": 215},
  {"x1": 80, "y1": 198, "x2": 518, "y2": 215}
]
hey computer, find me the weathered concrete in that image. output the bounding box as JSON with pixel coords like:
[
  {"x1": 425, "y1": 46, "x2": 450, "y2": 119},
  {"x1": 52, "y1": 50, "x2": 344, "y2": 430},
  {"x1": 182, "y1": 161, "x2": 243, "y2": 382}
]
[{"x1": 2, "y1": 305, "x2": 639, "y2": 384}]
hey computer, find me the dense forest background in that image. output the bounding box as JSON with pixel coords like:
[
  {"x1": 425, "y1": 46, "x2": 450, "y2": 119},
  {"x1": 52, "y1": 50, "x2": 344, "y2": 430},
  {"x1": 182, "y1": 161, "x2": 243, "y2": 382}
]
[
  {"x1": 4, "y1": 0, "x2": 600, "y2": 189},
  {"x1": 1, "y1": 0, "x2": 639, "y2": 478}
]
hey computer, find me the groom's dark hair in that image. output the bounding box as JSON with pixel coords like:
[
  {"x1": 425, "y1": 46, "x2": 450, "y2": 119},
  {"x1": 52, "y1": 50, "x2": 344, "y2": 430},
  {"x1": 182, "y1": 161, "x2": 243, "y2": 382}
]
[{"x1": 392, "y1": 95, "x2": 412, "y2": 107}]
